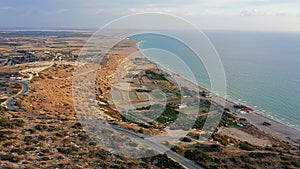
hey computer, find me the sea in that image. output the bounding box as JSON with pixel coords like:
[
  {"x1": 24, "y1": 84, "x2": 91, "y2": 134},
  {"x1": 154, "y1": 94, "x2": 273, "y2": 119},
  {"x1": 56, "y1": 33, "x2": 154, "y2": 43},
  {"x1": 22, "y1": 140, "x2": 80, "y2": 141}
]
[{"x1": 130, "y1": 30, "x2": 300, "y2": 131}]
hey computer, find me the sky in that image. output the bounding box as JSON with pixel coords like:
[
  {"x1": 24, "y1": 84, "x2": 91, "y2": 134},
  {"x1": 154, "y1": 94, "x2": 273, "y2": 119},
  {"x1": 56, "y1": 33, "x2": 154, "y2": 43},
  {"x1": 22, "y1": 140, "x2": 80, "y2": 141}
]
[{"x1": 1, "y1": 0, "x2": 300, "y2": 32}]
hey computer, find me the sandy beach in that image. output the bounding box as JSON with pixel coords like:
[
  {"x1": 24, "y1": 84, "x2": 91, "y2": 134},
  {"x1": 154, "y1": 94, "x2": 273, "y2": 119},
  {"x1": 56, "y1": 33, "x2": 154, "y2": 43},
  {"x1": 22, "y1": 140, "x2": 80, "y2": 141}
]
[
  {"x1": 239, "y1": 111, "x2": 300, "y2": 145},
  {"x1": 150, "y1": 58, "x2": 300, "y2": 146},
  {"x1": 211, "y1": 94, "x2": 300, "y2": 145},
  {"x1": 135, "y1": 40, "x2": 300, "y2": 146}
]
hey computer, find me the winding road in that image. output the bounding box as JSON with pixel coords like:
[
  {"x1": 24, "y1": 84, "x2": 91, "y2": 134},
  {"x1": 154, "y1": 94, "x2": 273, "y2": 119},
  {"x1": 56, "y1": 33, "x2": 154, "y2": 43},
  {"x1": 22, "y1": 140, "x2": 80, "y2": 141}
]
[
  {"x1": 3, "y1": 62, "x2": 203, "y2": 169},
  {"x1": 6, "y1": 61, "x2": 53, "y2": 111},
  {"x1": 4, "y1": 81, "x2": 203, "y2": 169},
  {"x1": 6, "y1": 80, "x2": 29, "y2": 111}
]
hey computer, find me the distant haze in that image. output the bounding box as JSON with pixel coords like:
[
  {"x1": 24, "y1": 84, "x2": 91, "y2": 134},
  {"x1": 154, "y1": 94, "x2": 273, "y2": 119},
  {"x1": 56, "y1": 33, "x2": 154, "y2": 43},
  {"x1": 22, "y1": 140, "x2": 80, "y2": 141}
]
[{"x1": 0, "y1": 0, "x2": 300, "y2": 32}]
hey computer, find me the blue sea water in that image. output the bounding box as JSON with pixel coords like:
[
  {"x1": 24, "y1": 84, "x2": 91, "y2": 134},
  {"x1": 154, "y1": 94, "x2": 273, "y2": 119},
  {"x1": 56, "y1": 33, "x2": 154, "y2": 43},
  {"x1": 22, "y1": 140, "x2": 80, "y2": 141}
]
[{"x1": 130, "y1": 30, "x2": 300, "y2": 131}]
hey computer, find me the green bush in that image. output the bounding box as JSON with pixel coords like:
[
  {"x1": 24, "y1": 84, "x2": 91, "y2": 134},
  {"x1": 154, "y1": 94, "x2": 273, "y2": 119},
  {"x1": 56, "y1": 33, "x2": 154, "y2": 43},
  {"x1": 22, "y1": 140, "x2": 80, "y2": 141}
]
[
  {"x1": 0, "y1": 131, "x2": 13, "y2": 141},
  {"x1": 13, "y1": 119, "x2": 24, "y2": 127},
  {"x1": 192, "y1": 115, "x2": 207, "y2": 129},
  {"x1": 71, "y1": 122, "x2": 82, "y2": 129},
  {"x1": 1, "y1": 154, "x2": 21, "y2": 163},
  {"x1": 238, "y1": 142, "x2": 255, "y2": 151},
  {"x1": 11, "y1": 148, "x2": 26, "y2": 155},
  {"x1": 0, "y1": 118, "x2": 13, "y2": 128},
  {"x1": 195, "y1": 144, "x2": 223, "y2": 152},
  {"x1": 211, "y1": 134, "x2": 229, "y2": 146},
  {"x1": 181, "y1": 137, "x2": 192, "y2": 142},
  {"x1": 156, "y1": 106, "x2": 179, "y2": 124},
  {"x1": 24, "y1": 136, "x2": 33, "y2": 142},
  {"x1": 184, "y1": 149, "x2": 211, "y2": 161},
  {"x1": 41, "y1": 149, "x2": 50, "y2": 153},
  {"x1": 57, "y1": 146, "x2": 79, "y2": 154},
  {"x1": 145, "y1": 70, "x2": 167, "y2": 81},
  {"x1": 35, "y1": 125, "x2": 47, "y2": 131},
  {"x1": 25, "y1": 146, "x2": 37, "y2": 151},
  {"x1": 136, "y1": 89, "x2": 151, "y2": 93},
  {"x1": 15, "y1": 101, "x2": 22, "y2": 109}
]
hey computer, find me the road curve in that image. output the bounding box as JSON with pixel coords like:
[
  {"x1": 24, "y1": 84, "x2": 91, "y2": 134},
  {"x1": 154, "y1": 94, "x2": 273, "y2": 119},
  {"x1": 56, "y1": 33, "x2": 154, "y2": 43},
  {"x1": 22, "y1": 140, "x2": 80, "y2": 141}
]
[
  {"x1": 6, "y1": 61, "x2": 54, "y2": 110},
  {"x1": 5, "y1": 78, "x2": 203, "y2": 168},
  {"x1": 6, "y1": 80, "x2": 29, "y2": 111},
  {"x1": 5, "y1": 80, "x2": 203, "y2": 168}
]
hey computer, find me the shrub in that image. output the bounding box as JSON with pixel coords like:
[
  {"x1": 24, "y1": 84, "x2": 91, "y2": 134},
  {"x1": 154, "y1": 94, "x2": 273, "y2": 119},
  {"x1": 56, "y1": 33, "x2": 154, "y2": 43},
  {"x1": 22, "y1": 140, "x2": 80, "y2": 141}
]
[
  {"x1": 35, "y1": 125, "x2": 47, "y2": 131},
  {"x1": 57, "y1": 146, "x2": 79, "y2": 154},
  {"x1": 238, "y1": 142, "x2": 255, "y2": 151},
  {"x1": 192, "y1": 115, "x2": 207, "y2": 129},
  {"x1": 145, "y1": 70, "x2": 167, "y2": 81},
  {"x1": 156, "y1": 106, "x2": 179, "y2": 124},
  {"x1": 249, "y1": 152, "x2": 276, "y2": 158},
  {"x1": 71, "y1": 122, "x2": 82, "y2": 129},
  {"x1": 0, "y1": 118, "x2": 24, "y2": 128},
  {"x1": 40, "y1": 157, "x2": 50, "y2": 161},
  {"x1": 11, "y1": 148, "x2": 26, "y2": 155},
  {"x1": 0, "y1": 118, "x2": 13, "y2": 128},
  {"x1": 291, "y1": 161, "x2": 300, "y2": 167},
  {"x1": 25, "y1": 147, "x2": 37, "y2": 151},
  {"x1": 210, "y1": 133, "x2": 229, "y2": 146},
  {"x1": 195, "y1": 144, "x2": 223, "y2": 152},
  {"x1": 24, "y1": 136, "x2": 33, "y2": 142},
  {"x1": 41, "y1": 149, "x2": 50, "y2": 153},
  {"x1": 0, "y1": 131, "x2": 13, "y2": 141},
  {"x1": 15, "y1": 101, "x2": 22, "y2": 109},
  {"x1": 181, "y1": 137, "x2": 192, "y2": 142},
  {"x1": 1, "y1": 154, "x2": 21, "y2": 163},
  {"x1": 184, "y1": 149, "x2": 210, "y2": 161},
  {"x1": 136, "y1": 89, "x2": 151, "y2": 93}
]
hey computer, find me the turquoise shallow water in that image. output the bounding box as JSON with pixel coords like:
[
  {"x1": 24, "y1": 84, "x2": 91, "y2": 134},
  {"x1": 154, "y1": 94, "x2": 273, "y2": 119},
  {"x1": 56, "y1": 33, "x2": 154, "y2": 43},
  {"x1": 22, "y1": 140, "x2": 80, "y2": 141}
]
[{"x1": 130, "y1": 31, "x2": 300, "y2": 131}]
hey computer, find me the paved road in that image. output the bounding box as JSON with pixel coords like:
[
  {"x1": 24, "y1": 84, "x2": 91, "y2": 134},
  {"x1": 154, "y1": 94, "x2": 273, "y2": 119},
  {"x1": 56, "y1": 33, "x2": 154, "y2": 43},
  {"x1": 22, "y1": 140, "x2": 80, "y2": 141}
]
[
  {"x1": 4, "y1": 60, "x2": 202, "y2": 168},
  {"x1": 86, "y1": 121, "x2": 203, "y2": 169},
  {"x1": 6, "y1": 80, "x2": 29, "y2": 111},
  {"x1": 5, "y1": 79, "x2": 203, "y2": 168},
  {"x1": 76, "y1": 61, "x2": 204, "y2": 168},
  {"x1": 6, "y1": 61, "x2": 53, "y2": 110}
]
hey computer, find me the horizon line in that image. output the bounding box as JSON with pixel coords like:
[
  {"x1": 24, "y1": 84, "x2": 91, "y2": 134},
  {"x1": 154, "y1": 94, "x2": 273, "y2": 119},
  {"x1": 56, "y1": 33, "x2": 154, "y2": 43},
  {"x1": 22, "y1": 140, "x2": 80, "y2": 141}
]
[{"x1": 0, "y1": 27, "x2": 300, "y2": 34}]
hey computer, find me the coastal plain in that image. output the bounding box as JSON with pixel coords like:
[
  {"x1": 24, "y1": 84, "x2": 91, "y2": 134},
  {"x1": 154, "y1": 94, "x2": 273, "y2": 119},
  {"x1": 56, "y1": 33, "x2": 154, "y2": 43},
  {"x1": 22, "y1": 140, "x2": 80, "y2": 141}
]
[{"x1": 0, "y1": 30, "x2": 299, "y2": 169}]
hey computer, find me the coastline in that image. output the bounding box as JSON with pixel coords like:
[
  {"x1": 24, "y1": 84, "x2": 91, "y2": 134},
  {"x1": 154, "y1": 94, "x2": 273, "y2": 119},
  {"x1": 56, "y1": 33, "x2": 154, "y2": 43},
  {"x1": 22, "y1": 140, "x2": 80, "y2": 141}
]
[
  {"x1": 134, "y1": 39, "x2": 300, "y2": 146},
  {"x1": 240, "y1": 110, "x2": 300, "y2": 145},
  {"x1": 213, "y1": 95, "x2": 300, "y2": 145}
]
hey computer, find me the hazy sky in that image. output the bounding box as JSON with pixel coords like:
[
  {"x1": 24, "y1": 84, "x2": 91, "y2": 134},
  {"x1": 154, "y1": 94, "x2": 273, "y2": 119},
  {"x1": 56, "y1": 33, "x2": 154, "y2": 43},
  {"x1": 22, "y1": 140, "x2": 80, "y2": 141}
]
[{"x1": 1, "y1": 0, "x2": 300, "y2": 32}]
